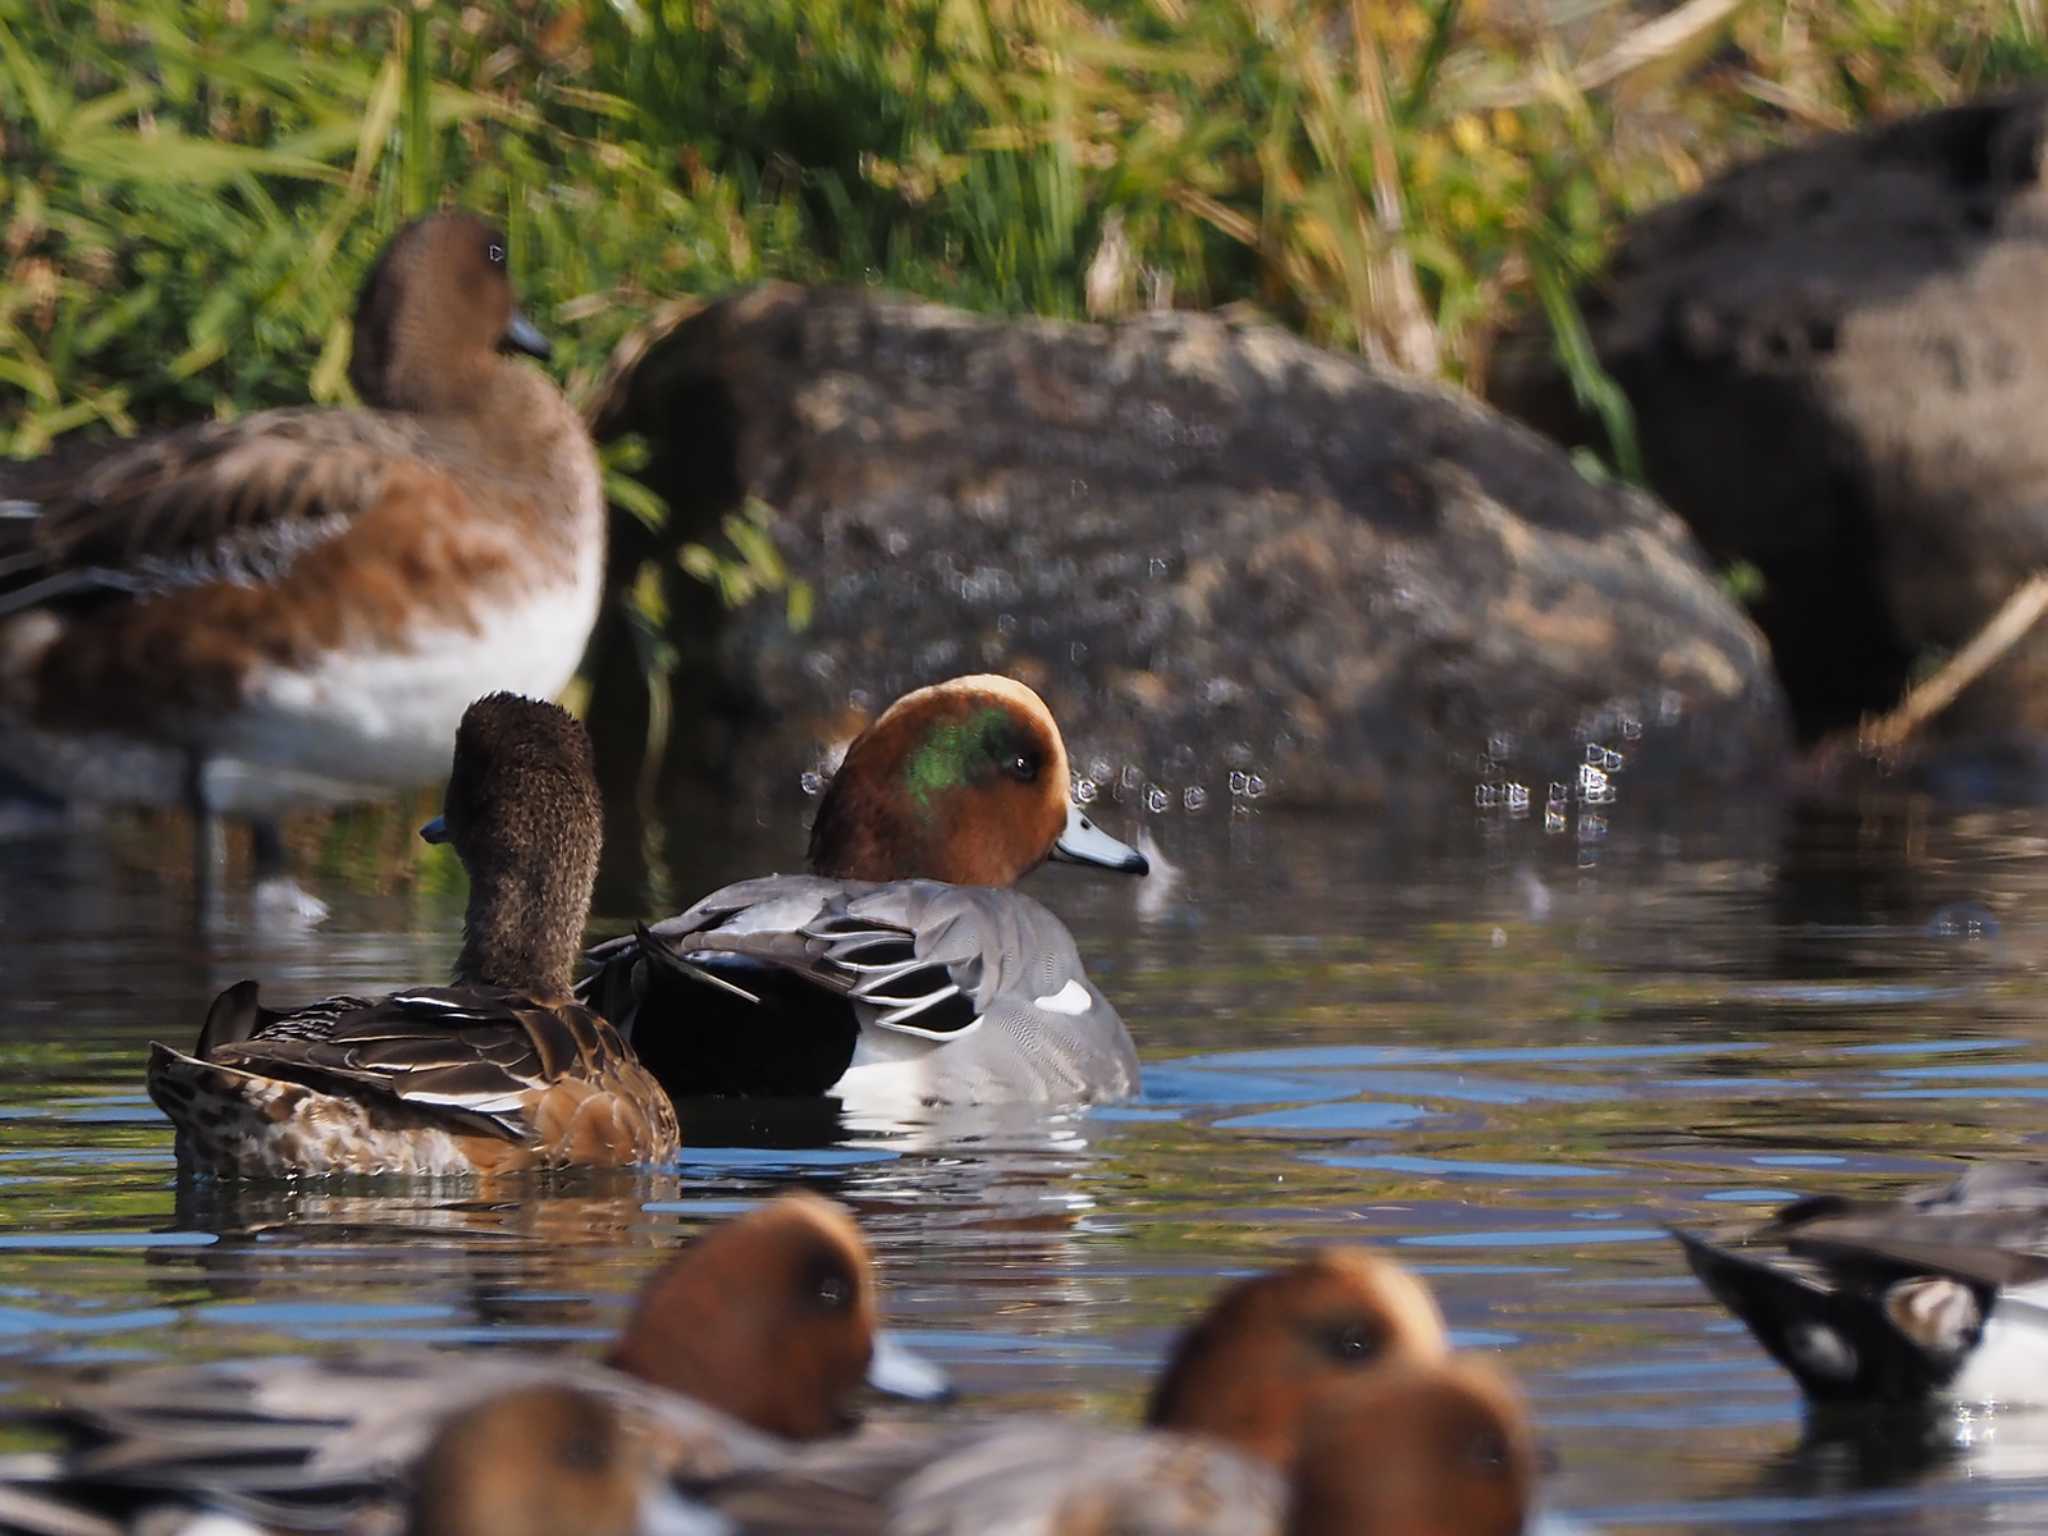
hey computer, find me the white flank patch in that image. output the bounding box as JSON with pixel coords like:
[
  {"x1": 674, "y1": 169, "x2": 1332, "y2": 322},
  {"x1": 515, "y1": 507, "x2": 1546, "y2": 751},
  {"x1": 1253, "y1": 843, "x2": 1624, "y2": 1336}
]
[
  {"x1": 1033, "y1": 978, "x2": 1092, "y2": 1016},
  {"x1": 3, "y1": 517, "x2": 603, "y2": 816},
  {"x1": 834, "y1": 1030, "x2": 939, "y2": 1123},
  {"x1": 229, "y1": 545, "x2": 603, "y2": 801},
  {"x1": 1947, "y1": 1292, "x2": 2048, "y2": 1406}
]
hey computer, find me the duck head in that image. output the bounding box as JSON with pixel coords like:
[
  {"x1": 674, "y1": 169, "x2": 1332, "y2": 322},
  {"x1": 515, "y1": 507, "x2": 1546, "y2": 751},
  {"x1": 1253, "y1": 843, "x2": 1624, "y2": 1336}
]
[
  {"x1": 808, "y1": 674, "x2": 1147, "y2": 886},
  {"x1": 606, "y1": 1191, "x2": 950, "y2": 1440},
  {"x1": 406, "y1": 1384, "x2": 721, "y2": 1536},
  {"x1": 423, "y1": 692, "x2": 601, "y2": 999},
  {"x1": 1145, "y1": 1248, "x2": 1451, "y2": 1468},
  {"x1": 349, "y1": 210, "x2": 551, "y2": 414},
  {"x1": 1286, "y1": 1358, "x2": 1536, "y2": 1536}
]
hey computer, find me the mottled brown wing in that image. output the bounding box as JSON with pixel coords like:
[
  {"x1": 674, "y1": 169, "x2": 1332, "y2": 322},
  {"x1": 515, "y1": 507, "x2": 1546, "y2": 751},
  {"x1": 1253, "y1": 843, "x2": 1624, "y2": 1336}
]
[
  {"x1": 0, "y1": 407, "x2": 438, "y2": 617},
  {"x1": 210, "y1": 986, "x2": 617, "y2": 1144}
]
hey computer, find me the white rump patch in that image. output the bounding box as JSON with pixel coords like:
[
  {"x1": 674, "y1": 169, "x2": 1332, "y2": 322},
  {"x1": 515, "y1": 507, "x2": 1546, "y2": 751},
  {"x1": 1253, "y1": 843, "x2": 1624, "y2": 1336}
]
[{"x1": 1033, "y1": 979, "x2": 1092, "y2": 1016}]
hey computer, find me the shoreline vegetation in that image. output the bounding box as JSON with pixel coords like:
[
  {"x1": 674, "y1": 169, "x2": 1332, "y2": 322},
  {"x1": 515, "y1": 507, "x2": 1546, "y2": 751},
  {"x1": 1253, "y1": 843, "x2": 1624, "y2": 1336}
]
[
  {"x1": 4, "y1": 0, "x2": 2043, "y2": 878},
  {"x1": 8, "y1": 2, "x2": 2040, "y2": 448}
]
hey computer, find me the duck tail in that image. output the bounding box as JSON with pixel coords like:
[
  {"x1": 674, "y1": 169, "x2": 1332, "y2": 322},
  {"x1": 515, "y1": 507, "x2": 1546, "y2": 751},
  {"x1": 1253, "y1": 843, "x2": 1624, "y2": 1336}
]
[
  {"x1": 635, "y1": 925, "x2": 763, "y2": 1005},
  {"x1": 197, "y1": 979, "x2": 263, "y2": 1055},
  {"x1": 145, "y1": 1040, "x2": 275, "y2": 1133},
  {"x1": 1667, "y1": 1224, "x2": 1965, "y2": 1405}
]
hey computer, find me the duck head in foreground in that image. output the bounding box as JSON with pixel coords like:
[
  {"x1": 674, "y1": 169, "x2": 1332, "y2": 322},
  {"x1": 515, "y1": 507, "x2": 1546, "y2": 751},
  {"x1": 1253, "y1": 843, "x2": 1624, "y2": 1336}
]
[
  {"x1": 1147, "y1": 1247, "x2": 1453, "y2": 1466},
  {"x1": 1286, "y1": 1358, "x2": 1537, "y2": 1536},
  {"x1": 609, "y1": 1191, "x2": 952, "y2": 1439},
  {"x1": 407, "y1": 1384, "x2": 727, "y2": 1536},
  {"x1": 149, "y1": 694, "x2": 680, "y2": 1175},
  {"x1": 582, "y1": 675, "x2": 1149, "y2": 1112}
]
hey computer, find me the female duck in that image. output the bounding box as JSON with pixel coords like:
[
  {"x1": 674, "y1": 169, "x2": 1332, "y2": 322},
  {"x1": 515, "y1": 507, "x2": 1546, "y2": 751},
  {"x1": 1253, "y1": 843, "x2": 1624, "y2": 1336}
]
[
  {"x1": 1672, "y1": 1159, "x2": 2048, "y2": 1406},
  {"x1": 582, "y1": 674, "x2": 1149, "y2": 1114},
  {"x1": 147, "y1": 693, "x2": 680, "y2": 1176},
  {"x1": 0, "y1": 212, "x2": 605, "y2": 903}
]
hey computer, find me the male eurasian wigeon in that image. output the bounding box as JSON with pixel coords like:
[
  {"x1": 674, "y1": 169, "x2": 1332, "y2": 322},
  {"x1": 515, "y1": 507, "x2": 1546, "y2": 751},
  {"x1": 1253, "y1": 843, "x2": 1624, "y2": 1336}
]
[
  {"x1": 1671, "y1": 1159, "x2": 2048, "y2": 1405},
  {"x1": 7, "y1": 1194, "x2": 946, "y2": 1531},
  {"x1": 704, "y1": 1246, "x2": 1454, "y2": 1534},
  {"x1": 0, "y1": 210, "x2": 604, "y2": 903},
  {"x1": 146, "y1": 694, "x2": 680, "y2": 1176},
  {"x1": 581, "y1": 675, "x2": 1149, "y2": 1115}
]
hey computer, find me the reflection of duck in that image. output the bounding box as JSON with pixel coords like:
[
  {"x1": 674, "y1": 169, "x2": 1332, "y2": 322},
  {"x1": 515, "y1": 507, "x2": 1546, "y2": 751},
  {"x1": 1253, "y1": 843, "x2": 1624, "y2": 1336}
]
[
  {"x1": 707, "y1": 1247, "x2": 1455, "y2": 1533},
  {"x1": 584, "y1": 676, "x2": 1148, "y2": 1117},
  {"x1": 157, "y1": 1167, "x2": 692, "y2": 1327},
  {"x1": 148, "y1": 695, "x2": 678, "y2": 1175},
  {"x1": 0, "y1": 212, "x2": 604, "y2": 901},
  {"x1": 17, "y1": 1195, "x2": 946, "y2": 1529},
  {"x1": 1671, "y1": 1160, "x2": 2048, "y2": 1405}
]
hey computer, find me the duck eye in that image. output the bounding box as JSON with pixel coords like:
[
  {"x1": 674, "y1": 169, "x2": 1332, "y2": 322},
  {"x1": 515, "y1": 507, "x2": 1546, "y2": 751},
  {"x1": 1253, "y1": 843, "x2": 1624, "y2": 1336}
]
[
  {"x1": 815, "y1": 1274, "x2": 852, "y2": 1310},
  {"x1": 1004, "y1": 750, "x2": 1040, "y2": 783},
  {"x1": 1466, "y1": 1429, "x2": 1510, "y2": 1473},
  {"x1": 486, "y1": 241, "x2": 506, "y2": 268},
  {"x1": 1322, "y1": 1322, "x2": 1378, "y2": 1362}
]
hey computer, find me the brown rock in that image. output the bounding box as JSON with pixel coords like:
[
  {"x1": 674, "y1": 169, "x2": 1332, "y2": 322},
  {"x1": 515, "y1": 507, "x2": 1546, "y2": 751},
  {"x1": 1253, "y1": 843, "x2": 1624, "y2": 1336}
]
[
  {"x1": 1490, "y1": 89, "x2": 2048, "y2": 743},
  {"x1": 592, "y1": 285, "x2": 1784, "y2": 810}
]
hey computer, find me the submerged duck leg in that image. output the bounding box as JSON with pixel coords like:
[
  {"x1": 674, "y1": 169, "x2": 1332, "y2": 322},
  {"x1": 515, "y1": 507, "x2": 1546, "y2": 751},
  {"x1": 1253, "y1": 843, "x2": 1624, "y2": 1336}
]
[
  {"x1": 249, "y1": 814, "x2": 327, "y2": 927},
  {"x1": 183, "y1": 749, "x2": 224, "y2": 919}
]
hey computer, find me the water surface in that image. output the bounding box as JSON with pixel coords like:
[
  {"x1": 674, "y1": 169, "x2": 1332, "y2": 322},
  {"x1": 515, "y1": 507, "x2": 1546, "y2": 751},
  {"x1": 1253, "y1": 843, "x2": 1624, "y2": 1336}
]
[{"x1": 5, "y1": 788, "x2": 2048, "y2": 1532}]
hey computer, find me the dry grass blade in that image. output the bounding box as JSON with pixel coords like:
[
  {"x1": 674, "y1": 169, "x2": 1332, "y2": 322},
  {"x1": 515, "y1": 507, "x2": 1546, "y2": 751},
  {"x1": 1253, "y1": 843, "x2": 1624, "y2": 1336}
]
[
  {"x1": 1351, "y1": 0, "x2": 1438, "y2": 375},
  {"x1": 1860, "y1": 572, "x2": 2048, "y2": 755},
  {"x1": 1473, "y1": 0, "x2": 1753, "y2": 107}
]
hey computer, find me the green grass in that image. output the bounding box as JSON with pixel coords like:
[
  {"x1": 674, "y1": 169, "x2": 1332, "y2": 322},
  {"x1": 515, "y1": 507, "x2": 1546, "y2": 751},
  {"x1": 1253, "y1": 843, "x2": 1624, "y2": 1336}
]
[{"x1": 11, "y1": 1, "x2": 2045, "y2": 455}]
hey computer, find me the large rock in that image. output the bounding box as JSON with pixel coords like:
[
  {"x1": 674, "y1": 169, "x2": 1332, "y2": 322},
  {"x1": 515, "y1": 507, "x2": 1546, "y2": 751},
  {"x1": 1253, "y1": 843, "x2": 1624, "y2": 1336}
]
[
  {"x1": 1490, "y1": 89, "x2": 2048, "y2": 743},
  {"x1": 590, "y1": 285, "x2": 1783, "y2": 809}
]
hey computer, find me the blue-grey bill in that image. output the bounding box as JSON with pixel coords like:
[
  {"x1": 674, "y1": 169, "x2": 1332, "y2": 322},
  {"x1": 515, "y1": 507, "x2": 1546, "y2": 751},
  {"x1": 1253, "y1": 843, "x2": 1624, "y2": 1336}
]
[
  {"x1": 500, "y1": 310, "x2": 552, "y2": 361},
  {"x1": 1051, "y1": 800, "x2": 1149, "y2": 875},
  {"x1": 418, "y1": 815, "x2": 449, "y2": 845},
  {"x1": 867, "y1": 1333, "x2": 953, "y2": 1402}
]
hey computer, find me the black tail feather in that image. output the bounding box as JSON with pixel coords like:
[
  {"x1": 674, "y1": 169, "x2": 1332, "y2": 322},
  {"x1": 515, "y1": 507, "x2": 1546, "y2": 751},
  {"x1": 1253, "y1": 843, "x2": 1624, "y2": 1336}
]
[{"x1": 1667, "y1": 1225, "x2": 1967, "y2": 1404}]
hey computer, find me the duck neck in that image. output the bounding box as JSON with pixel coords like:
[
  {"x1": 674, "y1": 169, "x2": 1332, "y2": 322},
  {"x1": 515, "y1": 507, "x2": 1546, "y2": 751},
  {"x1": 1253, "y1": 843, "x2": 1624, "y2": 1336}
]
[{"x1": 452, "y1": 850, "x2": 588, "y2": 999}]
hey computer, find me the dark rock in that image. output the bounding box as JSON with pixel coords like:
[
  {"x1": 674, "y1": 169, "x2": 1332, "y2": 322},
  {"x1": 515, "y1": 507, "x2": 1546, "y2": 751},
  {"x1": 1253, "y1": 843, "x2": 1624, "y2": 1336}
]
[
  {"x1": 591, "y1": 285, "x2": 1784, "y2": 811},
  {"x1": 1490, "y1": 89, "x2": 2048, "y2": 743}
]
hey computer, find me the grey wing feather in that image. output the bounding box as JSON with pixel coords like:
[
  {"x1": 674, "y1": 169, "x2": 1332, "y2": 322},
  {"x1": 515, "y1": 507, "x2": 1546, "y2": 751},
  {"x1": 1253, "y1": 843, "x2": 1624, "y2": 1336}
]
[
  {"x1": 579, "y1": 879, "x2": 1106, "y2": 1055},
  {"x1": 1770, "y1": 1161, "x2": 2048, "y2": 1282},
  {"x1": 27, "y1": 1353, "x2": 788, "y2": 1528},
  {"x1": 878, "y1": 1421, "x2": 1281, "y2": 1536},
  {"x1": 832, "y1": 884, "x2": 1091, "y2": 1039}
]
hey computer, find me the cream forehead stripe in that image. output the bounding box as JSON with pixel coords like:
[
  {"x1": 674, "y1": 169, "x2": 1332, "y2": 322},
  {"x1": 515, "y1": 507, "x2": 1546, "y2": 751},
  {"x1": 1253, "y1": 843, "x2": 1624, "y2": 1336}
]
[{"x1": 865, "y1": 675, "x2": 1071, "y2": 782}]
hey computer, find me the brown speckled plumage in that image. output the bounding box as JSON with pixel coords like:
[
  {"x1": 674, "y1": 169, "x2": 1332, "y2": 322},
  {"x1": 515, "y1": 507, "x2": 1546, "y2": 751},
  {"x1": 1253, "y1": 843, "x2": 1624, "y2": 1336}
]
[
  {"x1": 147, "y1": 695, "x2": 678, "y2": 1175},
  {"x1": 0, "y1": 213, "x2": 601, "y2": 780}
]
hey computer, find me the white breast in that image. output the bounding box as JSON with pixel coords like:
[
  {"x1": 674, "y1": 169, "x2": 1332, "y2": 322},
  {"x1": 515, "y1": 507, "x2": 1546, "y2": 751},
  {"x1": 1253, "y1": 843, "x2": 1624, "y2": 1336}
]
[
  {"x1": 218, "y1": 540, "x2": 604, "y2": 810},
  {"x1": 1947, "y1": 1288, "x2": 2048, "y2": 1406}
]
